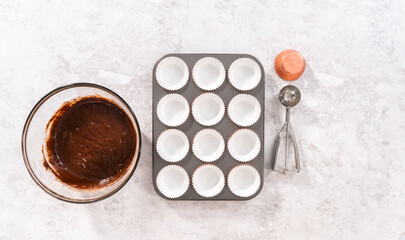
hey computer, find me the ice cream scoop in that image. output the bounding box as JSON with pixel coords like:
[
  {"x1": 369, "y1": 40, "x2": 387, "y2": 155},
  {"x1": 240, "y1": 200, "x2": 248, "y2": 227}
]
[{"x1": 271, "y1": 85, "x2": 301, "y2": 173}]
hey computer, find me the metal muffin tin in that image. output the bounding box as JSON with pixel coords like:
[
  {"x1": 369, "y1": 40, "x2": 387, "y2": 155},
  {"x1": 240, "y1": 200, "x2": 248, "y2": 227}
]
[{"x1": 152, "y1": 53, "x2": 264, "y2": 200}]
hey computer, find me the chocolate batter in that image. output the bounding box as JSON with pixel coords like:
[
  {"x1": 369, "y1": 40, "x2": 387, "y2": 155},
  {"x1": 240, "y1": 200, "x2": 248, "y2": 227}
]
[{"x1": 43, "y1": 95, "x2": 137, "y2": 189}]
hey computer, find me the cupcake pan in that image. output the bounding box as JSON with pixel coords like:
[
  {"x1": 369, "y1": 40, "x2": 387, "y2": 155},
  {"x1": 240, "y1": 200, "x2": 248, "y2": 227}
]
[{"x1": 153, "y1": 53, "x2": 264, "y2": 200}]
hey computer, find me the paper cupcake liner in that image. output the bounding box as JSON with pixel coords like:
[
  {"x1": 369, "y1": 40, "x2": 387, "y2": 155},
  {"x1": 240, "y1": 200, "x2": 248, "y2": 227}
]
[
  {"x1": 227, "y1": 129, "x2": 261, "y2": 162},
  {"x1": 228, "y1": 58, "x2": 262, "y2": 91},
  {"x1": 156, "y1": 165, "x2": 190, "y2": 199},
  {"x1": 227, "y1": 94, "x2": 261, "y2": 127},
  {"x1": 155, "y1": 56, "x2": 189, "y2": 91},
  {"x1": 156, "y1": 129, "x2": 189, "y2": 163},
  {"x1": 191, "y1": 92, "x2": 225, "y2": 126},
  {"x1": 192, "y1": 129, "x2": 225, "y2": 162},
  {"x1": 156, "y1": 93, "x2": 190, "y2": 127},
  {"x1": 275, "y1": 50, "x2": 305, "y2": 81},
  {"x1": 192, "y1": 57, "x2": 226, "y2": 91},
  {"x1": 192, "y1": 164, "x2": 225, "y2": 198},
  {"x1": 227, "y1": 164, "x2": 261, "y2": 198}
]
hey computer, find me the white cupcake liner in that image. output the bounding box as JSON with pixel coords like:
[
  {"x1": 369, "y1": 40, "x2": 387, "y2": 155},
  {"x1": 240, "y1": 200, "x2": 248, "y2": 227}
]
[
  {"x1": 228, "y1": 129, "x2": 261, "y2": 162},
  {"x1": 192, "y1": 129, "x2": 225, "y2": 162},
  {"x1": 228, "y1": 58, "x2": 262, "y2": 91},
  {"x1": 227, "y1": 94, "x2": 261, "y2": 127},
  {"x1": 192, "y1": 57, "x2": 226, "y2": 91},
  {"x1": 192, "y1": 92, "x2": 225, "y2": 126},
  {"x1": 155, "y1": 56, "x2": 189, "y2": 91},
  {"x1": 157, "y1": 94, "x2": 190, "y2": 127},
  {"x1": 192, "y1": 164, "x2": 225, "y2": 198},
  {"x1": 156, "y1": 129, "x2": 189, "y2": 163},
  {"x1": 156, "y1": 165, "x2": 190, "y2": 199},
  {"x1": 227, "y1": 164, "x2": 261, "y2": 198}
]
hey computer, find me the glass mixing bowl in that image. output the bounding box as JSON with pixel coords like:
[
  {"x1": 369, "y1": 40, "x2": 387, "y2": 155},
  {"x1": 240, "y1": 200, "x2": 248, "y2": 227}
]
[{"x1": 21, "y1": 83, "x2": 142, "y2": 203}]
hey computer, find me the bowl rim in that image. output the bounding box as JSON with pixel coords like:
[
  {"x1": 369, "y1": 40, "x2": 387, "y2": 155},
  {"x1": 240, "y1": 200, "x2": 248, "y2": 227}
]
[{"x1": 21, "y1": 82, "x2": 142, "y2": 204}]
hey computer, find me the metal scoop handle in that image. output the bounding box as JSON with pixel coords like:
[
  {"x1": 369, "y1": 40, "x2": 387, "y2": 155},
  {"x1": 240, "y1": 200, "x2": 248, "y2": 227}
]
[{"x1": 271, "y1": 108, "x2": 300, "y2": 173}]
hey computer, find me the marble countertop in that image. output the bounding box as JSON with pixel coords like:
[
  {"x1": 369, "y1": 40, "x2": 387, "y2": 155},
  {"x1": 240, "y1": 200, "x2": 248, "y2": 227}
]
[{"x1": 1, "y1": 0, "x2": 405, "y2": 239}]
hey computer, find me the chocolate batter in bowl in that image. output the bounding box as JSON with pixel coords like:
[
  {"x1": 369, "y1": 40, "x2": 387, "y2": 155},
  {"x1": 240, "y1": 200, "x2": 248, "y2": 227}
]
[
  {"x1": 44, "y1": 96, "x2": 137, "y2": 189},
  {"x1": 22, "y1": 83, "x2": 141, "y2": 203}
]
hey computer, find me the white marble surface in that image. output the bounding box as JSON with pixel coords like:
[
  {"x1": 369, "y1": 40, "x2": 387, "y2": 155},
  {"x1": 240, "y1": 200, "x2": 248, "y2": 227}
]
[{"x1": 1, "y1": 0, "x2": 405, "y2": 239}]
